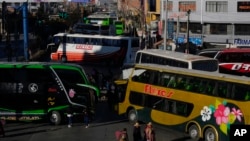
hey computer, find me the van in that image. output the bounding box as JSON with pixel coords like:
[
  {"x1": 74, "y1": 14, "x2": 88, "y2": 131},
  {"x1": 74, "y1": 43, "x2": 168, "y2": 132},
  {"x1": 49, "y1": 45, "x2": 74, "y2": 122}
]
[{"x1": 0, "y1": 62, "x2": 99, "y2": 125}]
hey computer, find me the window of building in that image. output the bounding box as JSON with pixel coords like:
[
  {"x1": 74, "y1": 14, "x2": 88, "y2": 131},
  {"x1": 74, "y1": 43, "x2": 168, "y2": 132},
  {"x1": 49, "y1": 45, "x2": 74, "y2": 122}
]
[
  {"x1": 179, "y1": 1, "x2": 196, "y2": 12},
  {"x1": 235, "y1": 24, "x2": 250, "y2": 35},
  {"x1": 163, "y1": 1, "x2": 173, "y2": 12},
  {"x1": 148, "y1": 0, "x2": 156, "y2": 12},
  {"x1": 206, "y1": 1, "x2": 228, "y2": 12},
  {"x1": 237, "y1": 1, "x2": 250, "y2": 12},
  {"x1": 210, "y1": 24, "x2": 227, "y2": 35}
]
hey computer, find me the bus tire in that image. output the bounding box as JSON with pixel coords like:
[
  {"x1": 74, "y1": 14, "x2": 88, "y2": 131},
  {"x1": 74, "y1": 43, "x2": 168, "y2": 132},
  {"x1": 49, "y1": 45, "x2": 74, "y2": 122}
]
[
  {"x1": 188, "y1": 124, "x2": 200, "y2": 140},
  {"x1": 204, "y1": 127, "x2": 218, "y2": 141},
  {"x1": 49, "y1": 111, "x2": 61, "y2": 125},
  {"x1": 128, "y1": 109, "x2": 138, "y2": 123},
  {"x1": 61, "y1": 55, "x2": 67, "y2": 63}
]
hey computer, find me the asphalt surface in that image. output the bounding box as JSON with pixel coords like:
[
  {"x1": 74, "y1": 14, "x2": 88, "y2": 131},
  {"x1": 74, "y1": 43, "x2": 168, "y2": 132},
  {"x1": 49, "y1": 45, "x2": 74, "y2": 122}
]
[{"x1": 0, "y1": 101, "x2": 191, "y2": 141}]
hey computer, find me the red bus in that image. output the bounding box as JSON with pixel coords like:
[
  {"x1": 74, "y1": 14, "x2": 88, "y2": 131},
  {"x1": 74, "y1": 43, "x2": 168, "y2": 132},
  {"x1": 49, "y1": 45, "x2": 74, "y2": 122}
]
[{"x1": 214, "y1": 48, "x2": 250, "y2": 76}]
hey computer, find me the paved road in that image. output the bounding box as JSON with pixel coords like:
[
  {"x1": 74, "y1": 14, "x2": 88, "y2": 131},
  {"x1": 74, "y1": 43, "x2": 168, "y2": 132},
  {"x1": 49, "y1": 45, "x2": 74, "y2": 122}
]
[{"x1": 1, "y1": 101, "x2": 191, "y2": 141}]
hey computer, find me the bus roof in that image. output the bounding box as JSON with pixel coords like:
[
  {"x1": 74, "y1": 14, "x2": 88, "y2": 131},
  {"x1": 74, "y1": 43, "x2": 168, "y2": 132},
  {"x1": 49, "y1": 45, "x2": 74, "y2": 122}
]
[
  {"x1": 220, "y1": 48, "x2": 250, "y2": 53},
  {"x1": 88, "y1": 13, "x2": 117, "y2": 19},
  {"x1": 53, "y1": 33, "x2": 139, "y2": 39},
  {"x1": 135, "y1": 63, "x2": 250, "y2": 83},
  {"x1": 137, "y1": 49, "x2": 217, "y2": 61}
]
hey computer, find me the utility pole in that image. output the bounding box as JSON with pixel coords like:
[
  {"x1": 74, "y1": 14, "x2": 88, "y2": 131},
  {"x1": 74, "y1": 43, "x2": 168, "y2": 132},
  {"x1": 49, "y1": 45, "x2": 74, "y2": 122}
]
[
  {"x1": 186, "y1": 9, "x2": 191, "y2": 54},
  {"x1": 163, "y1": 0, "x2": 168, "y2": 50}
]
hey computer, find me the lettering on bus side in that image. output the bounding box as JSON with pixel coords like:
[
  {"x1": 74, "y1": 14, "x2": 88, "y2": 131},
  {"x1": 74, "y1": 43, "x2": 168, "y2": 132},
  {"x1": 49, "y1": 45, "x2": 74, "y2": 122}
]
[
  {"x1": 144, "y1": 84, "x2": 174, "y2": 98},
  {"x1": 231, "y1": 63, "x2": 250, "y2": 71},
  {"x1": 75, "y1": 44, "x2": 93, "y2": 50},
  {"x1": 0, "y1": 116, "x2": 40, "y2": 121},
  {"x1": 0, "y1": 83, "x2": 24, "y2": 93}
]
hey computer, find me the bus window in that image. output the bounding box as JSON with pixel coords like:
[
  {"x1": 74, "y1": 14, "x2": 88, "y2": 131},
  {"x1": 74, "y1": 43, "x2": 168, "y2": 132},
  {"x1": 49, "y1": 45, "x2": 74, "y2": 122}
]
[
  {"x1": 167, "y1": 75, "x2": 177, "y2": 88},
  {"x1": 204, "y1": 81, "x2": 216, "y2": 95},
  {"x1": 139, "y1": 71, "x2": 151, "y2": 83},
  {"x1": 129, "y1": 91, "x2": 144, "y2": 106},
  {"x1": 217, "y1": 82, "x2": 228, "y2": 98},
  {"x1": 160, "y1": 73, "x2": 171, "y2": 87},
  {"x1": 232, "y1": 84, "x2": 250, "y2": 101},
  {"x1": 135, "y1": 49, "x2": 218, "y2": 72}
]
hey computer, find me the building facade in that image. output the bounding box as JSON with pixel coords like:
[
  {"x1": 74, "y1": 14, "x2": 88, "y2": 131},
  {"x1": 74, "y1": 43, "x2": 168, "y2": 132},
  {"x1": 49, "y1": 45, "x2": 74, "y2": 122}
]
[
  {"x1": 151, "y1": 0, "x2": 250, "y2": 46},
  {"x1": 118, "y1": 0, "x2": 250, "y2": 46}
]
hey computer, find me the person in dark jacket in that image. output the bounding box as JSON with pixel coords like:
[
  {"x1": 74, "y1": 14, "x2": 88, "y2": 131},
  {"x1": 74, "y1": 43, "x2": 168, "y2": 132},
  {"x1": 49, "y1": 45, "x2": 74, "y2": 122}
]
[
  {"x1": 66, "y1": 106, "x2": 73, "y2": 128},
  {"x1": 83, "y1": 108, "x2": 89, "y2": 128},
  {"x1": 133, "y1": 122, "x2": 142, "y2": 141}
]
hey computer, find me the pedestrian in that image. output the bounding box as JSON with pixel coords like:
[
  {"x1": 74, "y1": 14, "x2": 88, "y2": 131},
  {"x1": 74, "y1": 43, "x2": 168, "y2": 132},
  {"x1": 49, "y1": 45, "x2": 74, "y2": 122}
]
[
  {"x1": 0, "y1": 119, "x2": 5, "y2": 137},
  {"x1": 133, "y1": 122, "x2": 142, "y2": 141},
  {"x1": 66, "y1": 106, "x2": 73, "y2": 128},
  {"x1": 83, "y1": 108, "x2": 89, "y2": 128},
  {"x1": 143, "y1": 122, "x2": 155, "y2": 141},
  {"x1": 118, "y1": 128, "x2": 129, "y2": 141}
]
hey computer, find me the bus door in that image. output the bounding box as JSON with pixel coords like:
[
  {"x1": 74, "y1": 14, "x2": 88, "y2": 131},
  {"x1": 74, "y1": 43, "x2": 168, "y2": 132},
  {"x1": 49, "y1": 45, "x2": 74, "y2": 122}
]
[{"x1": 53, "y1": 68, "x2": 99, "y2": 114}]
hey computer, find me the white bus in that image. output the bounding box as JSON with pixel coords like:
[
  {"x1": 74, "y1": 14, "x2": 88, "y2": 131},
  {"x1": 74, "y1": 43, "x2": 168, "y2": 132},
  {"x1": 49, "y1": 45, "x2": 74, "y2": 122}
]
[
  {"x1": 48, "y1": 33, "x2": 140, "y2": 66},
  {"x1": 135, "y1": 49, "x2": 218, "y2": 72}
]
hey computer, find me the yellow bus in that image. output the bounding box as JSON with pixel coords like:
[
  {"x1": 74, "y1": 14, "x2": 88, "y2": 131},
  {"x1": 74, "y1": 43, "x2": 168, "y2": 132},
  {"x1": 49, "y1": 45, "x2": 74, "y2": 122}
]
[{"x1": 114, "y1": 63, "x2": 250, "y2": 141}]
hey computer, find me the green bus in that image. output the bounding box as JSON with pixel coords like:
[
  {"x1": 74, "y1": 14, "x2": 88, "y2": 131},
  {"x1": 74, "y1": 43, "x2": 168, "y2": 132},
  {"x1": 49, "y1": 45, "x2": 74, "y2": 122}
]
[
  {"x1": 84, "y1": 13, "x2": 116, "y2": 26},
  {"x1": 114, "y1": 20, "x2": 124, "y2": 35},
  {"x1": 0, "y1": 62, "x2": 100, "y2": 125}
]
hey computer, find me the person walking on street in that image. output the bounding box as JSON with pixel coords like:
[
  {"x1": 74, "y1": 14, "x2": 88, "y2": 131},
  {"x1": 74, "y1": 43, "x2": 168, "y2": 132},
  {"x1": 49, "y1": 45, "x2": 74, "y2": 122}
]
[
  {"x1": 143, "y1": 122, "x2": 156, "y2": 141},
  {"x1": 66, "y1": 106, "x2": 73, "y2": 128},
  {"x1": 83, "y1": 108, "x2": 89, "y2": 128},
  {"x1": 119, "y1": 128, "x2": 129, "y2": 141},
  {"x1": 133, "y1": 122, "x2": 142, "y2": 141},
  {"x1": 0, "y1": 119, "x2": 5, "y2": 137}
]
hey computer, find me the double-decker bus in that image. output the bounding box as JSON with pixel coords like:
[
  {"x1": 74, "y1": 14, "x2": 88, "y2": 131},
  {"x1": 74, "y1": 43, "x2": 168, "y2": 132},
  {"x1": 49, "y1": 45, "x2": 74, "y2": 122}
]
[
  {"x1": 48, "y1": 33, "x2": 140, "y2": 66},
  {"x1": 135, "y1": 49, "x2": 219, "y2": 72},
  {"x1": 114, "y1": 63, "x2": 250, "y2": 141},
  {"x1": 0, "y1": 62, "x2": 100, "y2": 125}
]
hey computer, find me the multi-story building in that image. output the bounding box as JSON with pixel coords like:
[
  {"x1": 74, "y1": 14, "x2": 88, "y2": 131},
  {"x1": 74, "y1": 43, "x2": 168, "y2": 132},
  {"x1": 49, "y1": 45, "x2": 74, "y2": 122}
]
[
  {"x1": 118, "y1": 0, "x2": 250, "y2": 46},
  {"x1": 147, "y1": 0, "x2": 250, "y2": 46}
]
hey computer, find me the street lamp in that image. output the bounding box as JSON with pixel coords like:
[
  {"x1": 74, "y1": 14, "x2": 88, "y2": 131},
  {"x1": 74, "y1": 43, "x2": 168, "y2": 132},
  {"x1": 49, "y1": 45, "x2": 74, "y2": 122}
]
[{"x1": 186, "y1": 9, "x2": 191, "y2": 54}]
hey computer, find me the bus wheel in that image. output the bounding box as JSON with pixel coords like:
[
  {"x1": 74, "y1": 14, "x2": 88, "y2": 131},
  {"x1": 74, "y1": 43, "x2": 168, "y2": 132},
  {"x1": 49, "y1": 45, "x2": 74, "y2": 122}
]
[
  {"x1": 50, "y1": 111, "x2": 61, "y2": 125},
  {"x1": 204, "y1": 128, "x2": 217, "y2": 141},
  {"x1": 128, "y1": 109, "x2": 138, "y2": 123},
  {"x1": 61, "y1": 55, "x2": 67, "y2": 63},
  {"x1": 188, "y1": 124, "x2": 200, "y2": 140}
]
